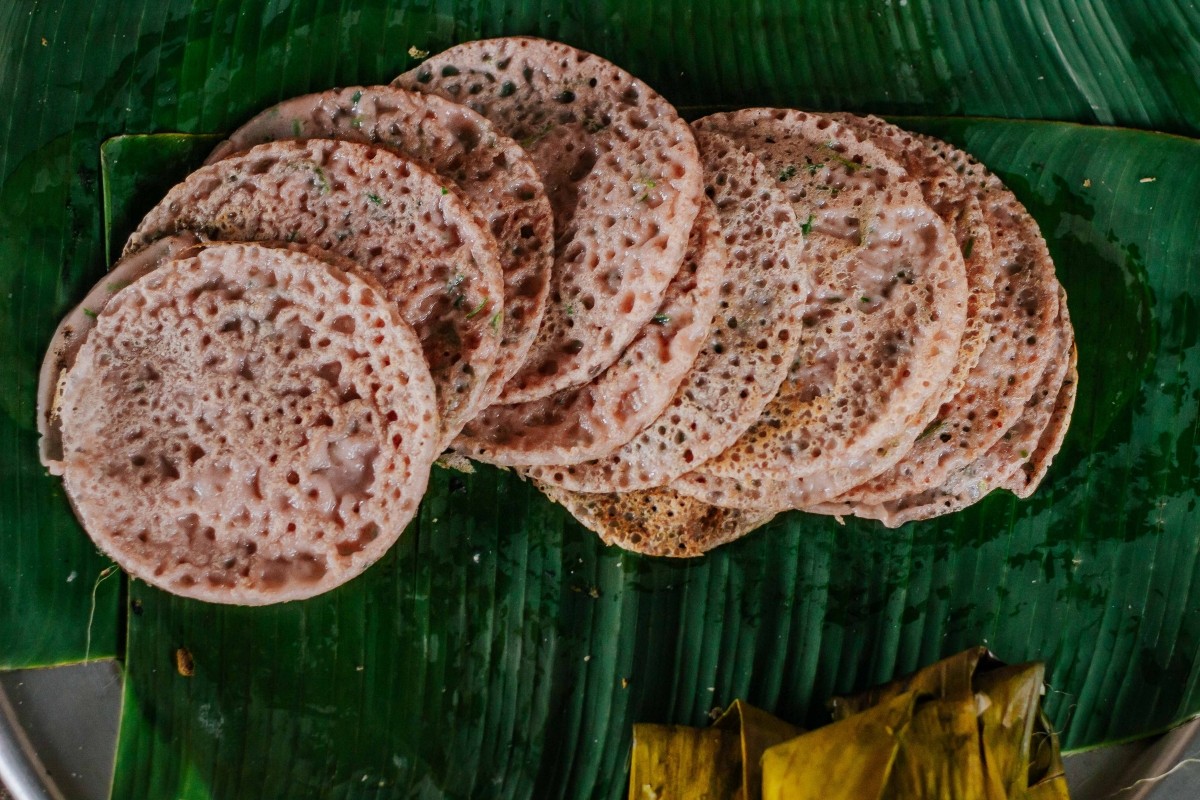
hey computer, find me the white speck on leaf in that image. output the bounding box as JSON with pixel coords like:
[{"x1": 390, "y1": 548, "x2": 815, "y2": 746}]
[{"x1": 197, "y1": 703, "x2": 224, "y2": 737}]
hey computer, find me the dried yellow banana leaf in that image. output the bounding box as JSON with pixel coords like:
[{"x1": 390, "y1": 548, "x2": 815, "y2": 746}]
[
  {"x1": 974, "y1": 663, "x2": 1046, "y2": 797},
  {"x1": 1025, "y1": 772, "x2": 1070, "y2": 800},
  {"x1": 1025, "y1": 710, "x2": 1070, "y2": 800},
  {"x1": 630, "y1": 650, "x2": 1068, "y2": 800},
  {"x1": 629, "y1": 724, "x2": 742, "y2": 800},
  {"x1": 761, "y1": 692, "x2": 918, "y2": 800},
  {"x1": 763, "y1": 649, "x2": 1069, "y2": 800},
  {"x1": 831, "y1": 647, "x2": 992, "y2": 719},
  {"x1": 630, "y1": 700, "x2": 802, "y2": 800},
  {"x1": 712, "y1": 700, "x2": 804, "y2": 800},
  {"x1": 881, "y1": 696, "x2": 994, "y2": 799}
]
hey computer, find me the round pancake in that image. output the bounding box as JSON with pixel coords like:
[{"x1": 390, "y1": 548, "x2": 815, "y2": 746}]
[
  {"x1": 125, "y1": 139, "x2": 504, "y2": 448},
  {"x1": 675, "y1": 109, "x2": 968, "y2": 510},
  {"x1": 455, "y1": 198, "x2": 723, "y2": 466},
  {"x1": 830, "y1": 113, "x2": 995, "y2": 403},
  {"x1": 538, "y1": 482, "x2": 773, "y2": 558},
  {"x1": 821, "y1": 137, "x2": 1062, "y2": 510},
  {"x1": 1003, "y1": 347, "x2": 1078, "y2": 497},
  {"x1": 856, "y1": 310, "x2": 1074, "y2": 528},
  {"x1": 208, "y1": 85, "x2": 553, "y2": 402},
  {"x1": 396, "y1": 37, "x2": 703, "y2": 403},
  {"x1": 526, "y1": 129, "x2": 808, "y2": 492},
  {"x1": 39, "y1": 233, "x2": 202, "y2": 473},
  {"x1": 58, "y1": 243, "x2": 439, "y2": 604},
  {"x1": 1003, "y1": 292, "x2": 1077, "y2": 498}
]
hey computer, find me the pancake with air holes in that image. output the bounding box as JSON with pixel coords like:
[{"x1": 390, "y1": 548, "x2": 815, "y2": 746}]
[
  {"x1": 673, "y1": 108, "x2": 968, "y2": 512},
  {"x1": 57, "y1": 243, "x2": 439, "y2": 604},
  {"x1": 208, "y1": 85, "x2": 554, "y2": 405},
  {"x1": 1003, "y1": 305, "x2": 1077, "y2": 498},
  {"x1": 452, "y1": 197, "x2": 724, "y2": 466},
  {"x1": 538, "y1": 482, "x2": 774, "y2": 558},
  {"x1": 396, "y1": 37, "x2": 703, "y2": 403},
  {"x1": 828, "y1": 113, "x2": 996, "y2": 408},
  {"x1": 811, "y1": 134, "x2": 1063, "y2": 516},
  {"x1": 855, "y1": 298, "x2": 1074, "y2": 528},
  {"x1": 524, "y1": 129, "x2": 808, "y2": 491},
  {"x1": 125, "y1": 138, "x2": 504, "y2": 449},
  {"x1": 39, "y1": 233, "x2": 202, "y2": 473}
]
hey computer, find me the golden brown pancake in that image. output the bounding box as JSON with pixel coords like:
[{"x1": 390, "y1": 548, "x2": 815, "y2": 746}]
[{"x1": 538, "y1": 483, "x2": 773, "y2": 557}]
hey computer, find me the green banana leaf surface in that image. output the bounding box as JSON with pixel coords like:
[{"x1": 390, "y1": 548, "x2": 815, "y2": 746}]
[{"x1": 2, "y1": 1, "x2": 1200, "y2": 798}]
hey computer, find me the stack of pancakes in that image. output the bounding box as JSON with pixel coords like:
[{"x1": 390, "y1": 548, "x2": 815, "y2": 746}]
[{"x1": 39, "y1": 37, "x2": 1076, "y2": 604}]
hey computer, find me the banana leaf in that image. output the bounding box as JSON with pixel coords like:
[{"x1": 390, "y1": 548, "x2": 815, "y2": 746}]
[
  {"x1": 760, "y1": 650, "x2": 1069, "y2": 800},
  {"x1": 883, "y1": 695, "x2": 989, "y2": 799},
  {"x1": 101, "y1": 113, "x2": 1199, "y2": 800},
  {"x1": 632, "y1": 652, "x2": 1067, "y2": 800},
  {"x1": 631, "y1": 700, "x2": 801, "y2": 800},
  {"x1": 2, "y1": 1, "x2": 1200, "y2": 798},
  {"x1": 829, "y1": 646, "x2": 992, "y2": 718},
  {"x1": 762, "y1": 693, "x2": 917, "y2": 800},
  {"x1": 629, "y1": 726, "x2": 743, "y2": 800},
  {"x1": 714, "y1": 700, "x2": 805, "y2": 798},
  {"x1": 101, "y1": 134, "x2": 223, "y2": 265},
  {"x1": 974, "y1": 664, "x2": 1053, "y2": 797}
]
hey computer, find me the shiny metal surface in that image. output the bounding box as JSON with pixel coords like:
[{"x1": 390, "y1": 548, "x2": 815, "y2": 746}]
[
  {"x1": 1, "y1": 659, "x2": 1198, "y2": 799},
  {"x1": 0, "y1": 662, "x2": 121, "y2": 800},
  {"x1": 1066, "y1": 717, "x2": 1200, "y2": 799}
]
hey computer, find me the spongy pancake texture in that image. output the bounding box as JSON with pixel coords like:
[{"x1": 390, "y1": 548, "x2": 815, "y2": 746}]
[
  {"x1": 397, "y1": 37, "x2": 703, "y2": 402},
  {"x1": 457, "y1": 197, "x2": 724, "y2": 466},
  {"x1": 819, "y1": 136, "x2": 1063, "y2": 512},
  {"x1": 538, "y1": 482, "x2": 773, "y2": 557},
  {"x1": 526, "y1": 130, "x2": 808, "y2": 492},
  {"x1": 830, "y1": 113, "x2": 995, "y2": 408},
  {"x1": 676, "y1": 109, "x2": 967, "y2": 510},
  {"x1": 210, "y1": 85, "x2": 553, "y2": 401},
  {"x1": 39, "y1": 234, "x2": 201, "y2": 472},
  {"x1": 59, "y1": 243, "x2": 439, "y2": 604},
  {"x1": 128, "y1": 138, "x2": 504, "y2": 447},
  {"x1": 861, "y1": 319, "x2": 1073, "y2": 528}
]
